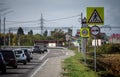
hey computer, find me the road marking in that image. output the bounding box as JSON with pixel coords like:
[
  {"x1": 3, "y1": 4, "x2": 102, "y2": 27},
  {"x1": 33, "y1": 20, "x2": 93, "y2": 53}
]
[
  {"x1": 30, "y1": 58, "x2": 49, "y2": 77},
  {"x1": 62, "y1": 50, "x2": 68, "y2": 55},
  {"x1": 39, "y1": 50, "x2": 49, "y2": 60},
  {"x1": 30, "y1": 50, "x2": 49, "y2": 77}
]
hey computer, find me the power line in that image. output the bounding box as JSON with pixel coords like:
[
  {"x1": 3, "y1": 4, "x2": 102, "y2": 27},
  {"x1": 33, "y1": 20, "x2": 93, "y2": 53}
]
[
  {"x1": 5, "y1": 14, "x2": 80, "y2": 25},
  {"x1": 6, "y1": 19, "x2": 40, "y2": 23},
  {"x1": 45, "y1": 14, "x2": 80, "y2": 22}
]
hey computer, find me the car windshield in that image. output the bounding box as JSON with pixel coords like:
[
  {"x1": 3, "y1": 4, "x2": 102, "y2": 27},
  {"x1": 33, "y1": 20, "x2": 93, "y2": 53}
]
[
  {"x1": 34, "y1": 46, "x2": 39, "y2": 48},
  {"x1": 15, "y1": 50, "x2": 22, "y2": 54},
  {"x1": 1, "y1": 50, "x2": 15, "y2": 58}
]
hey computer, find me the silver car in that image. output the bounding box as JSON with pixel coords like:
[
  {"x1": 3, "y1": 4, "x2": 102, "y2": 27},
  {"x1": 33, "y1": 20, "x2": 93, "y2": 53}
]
[{"x1": 14, "y1": 49, "x2": 27, "y2": 65}]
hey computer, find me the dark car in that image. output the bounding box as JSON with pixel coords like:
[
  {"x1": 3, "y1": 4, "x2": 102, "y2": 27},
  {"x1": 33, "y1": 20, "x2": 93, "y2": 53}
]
[
  {"x1": 0, "y1": 53, "x2": 6, "y2": 73},
  {"x1": 43, "y1": 45, "x2": 48, "y2": 52},
  {"x1": 0, "y1": 50, "x2": 18, "y2": 68},
  {"x1": 32, "y1": 46, "x2": 42, "y2": 54},
  {"x1": 21, "y1": 48, "x2": 31, "y2": 62}
]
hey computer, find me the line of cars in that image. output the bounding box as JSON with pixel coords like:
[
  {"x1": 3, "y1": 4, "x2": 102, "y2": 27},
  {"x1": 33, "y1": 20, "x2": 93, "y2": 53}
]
[
  {"x1": 0, "y1": 48, "x2": 33, "y2": 74},
  {"x1": 32, "y1": 45, "x2": 48, "y2": 54},
  {"x1": 0, "y1": 45, "x2": 48, "y2": 74}
]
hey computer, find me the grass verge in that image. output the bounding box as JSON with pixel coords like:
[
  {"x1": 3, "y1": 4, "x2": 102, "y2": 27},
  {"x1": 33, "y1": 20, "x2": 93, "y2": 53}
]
[{"x1": 62, "y1": 48, "x2": 100, "y2": 77}]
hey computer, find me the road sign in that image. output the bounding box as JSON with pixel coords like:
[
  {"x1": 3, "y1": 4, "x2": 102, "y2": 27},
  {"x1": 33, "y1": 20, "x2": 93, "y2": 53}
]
[
  {"x1": 91, "y1": 25, "x2": 100, "y2": 36},
  {"x1": 87, "y1": 7, "x2": 104, "y2": 25},
  {"x1": 80, "y1": 28, "x2": 90, "y2": 37}
]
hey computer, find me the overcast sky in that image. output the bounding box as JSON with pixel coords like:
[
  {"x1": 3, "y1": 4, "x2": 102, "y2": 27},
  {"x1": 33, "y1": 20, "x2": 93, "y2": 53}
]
[{"x1": 0, "y1": 0, "x2": 120, "y2": 35}]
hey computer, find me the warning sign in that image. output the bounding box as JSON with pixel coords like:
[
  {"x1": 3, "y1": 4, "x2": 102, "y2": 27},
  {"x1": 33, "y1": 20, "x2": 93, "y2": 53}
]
[{"x1": 87, "y1": 7, "x2": 104, "y2": 25}]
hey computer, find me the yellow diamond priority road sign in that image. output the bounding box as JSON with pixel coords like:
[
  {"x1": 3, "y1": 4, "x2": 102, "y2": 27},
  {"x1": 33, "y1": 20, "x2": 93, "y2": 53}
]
[
  {"x1": 80, "y1": 28, "x2": 90, "y2": 38},
  {"x1": 87, "y1": 7, "x2": 104, "y2": 25}
]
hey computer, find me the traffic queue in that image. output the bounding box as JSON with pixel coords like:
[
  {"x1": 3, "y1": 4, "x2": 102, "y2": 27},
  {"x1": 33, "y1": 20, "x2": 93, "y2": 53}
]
[{"x1": 0, "y1": 45, "x2": 48, "y2": 74}]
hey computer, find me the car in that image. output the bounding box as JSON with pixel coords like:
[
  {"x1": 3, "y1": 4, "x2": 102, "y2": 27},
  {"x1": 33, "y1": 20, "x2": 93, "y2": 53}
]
[
  {"x1": 27, "y1": 48, "x2": 33, "y2": 59},
  {"x1": 21, "y1": 48, "x2": 31, "y2": 62},
  {"x1": 43, "y1": 45, "x2": 48, "y2": 52},
  {"x1": 0, "y1": 53, "x2": 6, "y2": 73},
  {"x1": 32, "y1": 46, "x2": 42, "y2": 54},
  {"x1": 0, "y1": 50, "x2": 18, "y2": 68},
  {"x1": 14, "y1": 49, "x2": 27, "y2": 65}
]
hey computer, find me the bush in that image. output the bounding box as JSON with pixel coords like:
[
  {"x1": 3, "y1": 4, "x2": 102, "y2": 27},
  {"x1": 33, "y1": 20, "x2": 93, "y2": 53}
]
[{"x1": 97, "y1": 44, "x2": 120, "y2": 54}]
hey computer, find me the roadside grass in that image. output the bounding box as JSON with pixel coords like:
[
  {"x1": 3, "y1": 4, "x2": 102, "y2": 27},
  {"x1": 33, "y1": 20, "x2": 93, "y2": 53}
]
[{"x1": 62, "y1": 48, "x2": 100, "y2": 77}]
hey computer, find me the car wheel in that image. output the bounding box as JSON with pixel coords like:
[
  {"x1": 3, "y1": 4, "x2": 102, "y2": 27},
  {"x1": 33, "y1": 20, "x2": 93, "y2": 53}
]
[
  {"x1": 13, "y1": 65, "x2": 17, "y2": 69},
  {"x1": 28, "y1": 59, "x2": 31, "y2": 62},
  {"x1": 2, "y1": 68, "x2": 6, "y2": 74},
  {"x1": 23, "y1": 60, "x2": 27, "y2": 65}
]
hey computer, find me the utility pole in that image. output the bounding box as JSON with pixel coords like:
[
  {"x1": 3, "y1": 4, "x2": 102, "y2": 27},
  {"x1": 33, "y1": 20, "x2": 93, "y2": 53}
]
[
  {"x1": 9, "y1": 28, "x2": 11, "y2": 46},
  {"x1": 0, "y1": 16, "x2": 1, "y2": 49},
  {"x1": 40, "y1": 13, "x2": 44, "y2": 36},
  {"x1": 3, "y1": 16, "x2": 6, "y2": 47},
  {"x1": 81, "y1": 13, "x2": 88, "y2": 64}
]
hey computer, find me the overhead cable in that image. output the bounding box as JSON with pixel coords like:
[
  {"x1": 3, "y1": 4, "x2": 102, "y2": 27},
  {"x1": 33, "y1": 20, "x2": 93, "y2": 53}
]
[{"x1": 45, "y1": 14, "x2": 80, "y2": 22}]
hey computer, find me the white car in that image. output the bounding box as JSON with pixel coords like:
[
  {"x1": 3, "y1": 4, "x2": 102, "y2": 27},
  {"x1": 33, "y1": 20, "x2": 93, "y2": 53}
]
[{"x1": 14, "y1": 49, "x2": 27, "y2": 65}]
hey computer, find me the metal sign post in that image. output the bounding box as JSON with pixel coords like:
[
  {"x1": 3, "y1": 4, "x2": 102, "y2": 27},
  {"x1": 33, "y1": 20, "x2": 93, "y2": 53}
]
[
  {"x1": 94, "y1": 36, "x2": 97, "y2": 72},
  {"x1": 80, "y1": 19, "x2": 90, "y2": 64},
  {"x1": 91, "y1": 25, "x2": 100, "y2": 72}
]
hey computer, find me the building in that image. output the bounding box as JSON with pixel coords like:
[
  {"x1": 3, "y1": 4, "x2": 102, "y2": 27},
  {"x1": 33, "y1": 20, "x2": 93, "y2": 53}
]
[
  {"x1": 34, "y1": 40, "x2": 65, "y2": 47},
  {"x1": 109, "y1": 33, "x2": 120, "y2": 44}
]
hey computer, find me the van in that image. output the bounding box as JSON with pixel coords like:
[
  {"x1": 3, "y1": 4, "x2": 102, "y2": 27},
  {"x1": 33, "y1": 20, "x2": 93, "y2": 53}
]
[
  {"x1": 0, "y1": 50, "x2": 18, "y2": 68},
  {"x1": 0, "y1": 53, "x2": 6, "y2": 73}
]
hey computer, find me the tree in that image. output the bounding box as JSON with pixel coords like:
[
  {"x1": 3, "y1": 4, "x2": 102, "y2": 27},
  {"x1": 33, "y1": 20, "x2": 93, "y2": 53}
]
[
  {"x1": 51, "y1": 29, "x2": 65, "y2": 41},
  {"x1": 12, "y1": 34, "x2": 17, "y2": 46},
  {"x1": 43, "y1": 30, "x2": 48, "y2": 36},
  {"x1": 28, "y1": 30, "x2": 33, "y2": 35},
  {"x1": 17, "y1": 27, "x2": 24, "y2": 35}
]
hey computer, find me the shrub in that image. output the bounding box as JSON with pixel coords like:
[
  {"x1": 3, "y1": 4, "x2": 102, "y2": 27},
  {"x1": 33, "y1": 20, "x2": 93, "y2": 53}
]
[{"x1": 97, "y1": 44, "x2": 120, "y2": 54}]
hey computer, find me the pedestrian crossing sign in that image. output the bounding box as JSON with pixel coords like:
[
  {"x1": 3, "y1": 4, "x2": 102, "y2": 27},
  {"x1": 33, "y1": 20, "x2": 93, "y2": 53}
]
[{"x1": 87, "y1": 7, "x2": 104, "y2": 25}]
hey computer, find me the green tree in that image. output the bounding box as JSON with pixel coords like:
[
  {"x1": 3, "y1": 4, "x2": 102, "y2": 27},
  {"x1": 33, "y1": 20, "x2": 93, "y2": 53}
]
[
  {"x1": 28, "y1": 30, "x2": 33, "y2": 35},
  {"x1": 51, "y1": 29, "x2": 65, "y2": 41},
  {"x1": 12, "y1": 34, "x2": 17, "y2": 46},
  {"x1": 17, "y1": 27, "x2": 24, "y2": 35},
  {"x1": 43, "y1": 30, "x2": 48, "y2": 37}
]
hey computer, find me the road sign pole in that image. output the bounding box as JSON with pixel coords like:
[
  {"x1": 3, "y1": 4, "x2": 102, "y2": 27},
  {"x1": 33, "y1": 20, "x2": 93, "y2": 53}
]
[
  {"x1": 84, "y1": 38, "x2": 87, "y2": 64},
  {"x1": 94, "y1": 36, "x2": 96, "y2": 72},
  {"x1": 78, "y1": 43, "x2": 80, "y2": 52}
]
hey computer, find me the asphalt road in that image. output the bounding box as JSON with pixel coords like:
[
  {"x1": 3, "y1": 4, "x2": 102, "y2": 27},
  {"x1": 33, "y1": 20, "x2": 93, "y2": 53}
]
[{"x1": 0, "y1": 48, "x2": 65, "y2": 77}]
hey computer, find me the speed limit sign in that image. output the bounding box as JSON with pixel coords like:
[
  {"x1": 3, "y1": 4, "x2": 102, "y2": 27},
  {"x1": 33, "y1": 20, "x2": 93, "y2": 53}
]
[
  {"x1": 80, "y1": 28, "x2": 90, "y2": 37},
  {"x1": 91, "y1": 25, "x2": 100, "y2": 36}
]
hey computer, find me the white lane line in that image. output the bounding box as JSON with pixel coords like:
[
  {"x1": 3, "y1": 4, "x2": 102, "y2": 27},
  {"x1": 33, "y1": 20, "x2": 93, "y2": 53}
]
[
  {"x1": 30, "y1": 50, "x2": 50, "y2": 77},
  {"x1": 39, "y1": 50, "x2": 49, "y2": 60},
  {"x1": 30, "y1": 58, "x2": 49, "y2": 77},
  {"x1": 62, "y1": 50, "x2": 68, "y2": 55}
]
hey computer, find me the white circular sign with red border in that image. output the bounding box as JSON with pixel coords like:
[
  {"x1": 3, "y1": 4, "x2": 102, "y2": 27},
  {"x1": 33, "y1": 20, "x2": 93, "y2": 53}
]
[{"x1": 91, "y1": 26, "x2": 100, "y2": 36}]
